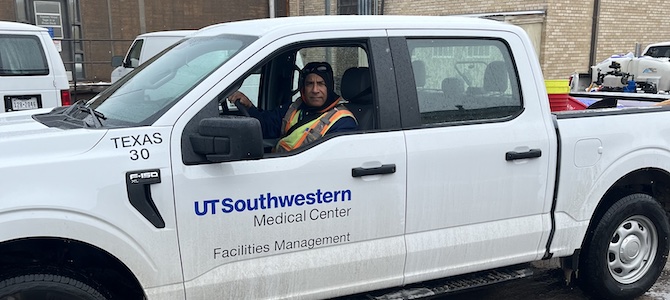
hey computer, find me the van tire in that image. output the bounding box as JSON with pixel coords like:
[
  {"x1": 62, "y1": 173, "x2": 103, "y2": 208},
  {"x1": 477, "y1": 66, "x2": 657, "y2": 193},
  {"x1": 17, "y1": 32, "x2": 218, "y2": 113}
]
[
  {"x1": 0, "y1": 269, "x2": 108, "y2": 300},
  {"x1": 579, "y1": 193, "x2": 670, "y2": 300}
]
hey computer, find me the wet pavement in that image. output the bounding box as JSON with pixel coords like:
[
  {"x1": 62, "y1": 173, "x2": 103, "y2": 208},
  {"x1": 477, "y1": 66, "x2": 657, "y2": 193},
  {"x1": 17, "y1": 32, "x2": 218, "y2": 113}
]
[{"x1": 437, "y1": 261, "x2": 670, "y2": 300}]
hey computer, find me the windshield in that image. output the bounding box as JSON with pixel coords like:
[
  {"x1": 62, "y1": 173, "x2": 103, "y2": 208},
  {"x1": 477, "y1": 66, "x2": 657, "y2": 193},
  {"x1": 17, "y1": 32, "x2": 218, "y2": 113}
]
[{"x1": 87, "y1": 34, "x2": 256, "y2": 126}]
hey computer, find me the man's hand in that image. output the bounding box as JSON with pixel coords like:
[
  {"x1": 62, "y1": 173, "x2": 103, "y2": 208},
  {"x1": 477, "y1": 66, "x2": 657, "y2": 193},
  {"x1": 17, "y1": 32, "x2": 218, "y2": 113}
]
[{"x1": 227, "y1": 91, "x2": 254, "y2": 108}]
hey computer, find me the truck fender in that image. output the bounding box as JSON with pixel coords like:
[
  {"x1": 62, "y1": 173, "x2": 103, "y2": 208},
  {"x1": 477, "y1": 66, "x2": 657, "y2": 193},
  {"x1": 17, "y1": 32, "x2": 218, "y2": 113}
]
[
  {"x1": 0, "y1": 209, "x2": 158, "y2": 289},
  {"x1": 552, "y1": 148, "x2": 670, "y2": 256}
]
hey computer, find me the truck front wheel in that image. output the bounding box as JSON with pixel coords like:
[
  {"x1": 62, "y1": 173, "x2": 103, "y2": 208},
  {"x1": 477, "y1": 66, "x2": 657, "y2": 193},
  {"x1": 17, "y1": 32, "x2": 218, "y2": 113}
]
[
  {"x1": 579, "y1": 193, "x2": 670, "y2": 299},
  {"x1": 0, "y1": 269, "x2": 108, "y2": 300}
]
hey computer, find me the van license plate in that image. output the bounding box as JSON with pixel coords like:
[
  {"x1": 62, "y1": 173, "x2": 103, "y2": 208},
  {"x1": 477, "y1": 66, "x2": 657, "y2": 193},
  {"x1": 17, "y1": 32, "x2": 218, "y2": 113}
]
[{"x1": 11, "y1": 97, "x2": 39, "y2": 111}]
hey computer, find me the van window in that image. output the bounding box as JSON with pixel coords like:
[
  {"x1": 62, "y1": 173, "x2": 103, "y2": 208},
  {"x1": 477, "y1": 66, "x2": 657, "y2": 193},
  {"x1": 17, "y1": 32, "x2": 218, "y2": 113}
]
[
  {"x1": 126, "y1": 39, "x2": 144, "y2": 68},
  {"x1": 0, "y1": 34, "x2": 49, "y2": 76}
]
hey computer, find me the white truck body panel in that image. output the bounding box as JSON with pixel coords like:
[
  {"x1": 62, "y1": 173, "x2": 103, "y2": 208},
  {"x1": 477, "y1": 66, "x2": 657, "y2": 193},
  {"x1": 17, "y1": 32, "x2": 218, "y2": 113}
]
[
  {"x1": 551, "y1": 109, "x2": 670, "y2": 255},
  {"x1": 174, "y1": 132, "x2": 407, "y2": 299},
  {"x1": 0, "y1": 123, "x2": 184, "y2": 291}
]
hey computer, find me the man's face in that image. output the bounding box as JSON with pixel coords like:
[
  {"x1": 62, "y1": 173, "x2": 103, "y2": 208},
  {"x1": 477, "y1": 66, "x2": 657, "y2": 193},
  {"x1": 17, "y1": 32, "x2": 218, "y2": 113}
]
[{"x1": 303, "y1": 73, "x2": 328, "y2": 107}]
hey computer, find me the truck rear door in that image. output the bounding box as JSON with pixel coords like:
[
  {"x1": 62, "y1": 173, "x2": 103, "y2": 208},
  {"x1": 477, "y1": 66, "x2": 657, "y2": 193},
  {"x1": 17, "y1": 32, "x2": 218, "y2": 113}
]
[{"x1": 387, "y1": 29, "x2": 556, "y2": 283}]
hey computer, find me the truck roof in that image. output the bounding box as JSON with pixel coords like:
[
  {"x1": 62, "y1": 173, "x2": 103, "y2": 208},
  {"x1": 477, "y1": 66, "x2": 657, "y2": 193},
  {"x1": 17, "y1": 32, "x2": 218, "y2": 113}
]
[
  {"x1": 0, "y1": 20, "x2": 48, "y2": 32},
  {"x1": 136, "y1": 30, "x2": 196, "y2": 38},
  {"x1": 646, "y1": 41, "x2": 670, "y2": 48},
  {"x1": 195, "y1": 15, "x2": 516, "y2": 38}
]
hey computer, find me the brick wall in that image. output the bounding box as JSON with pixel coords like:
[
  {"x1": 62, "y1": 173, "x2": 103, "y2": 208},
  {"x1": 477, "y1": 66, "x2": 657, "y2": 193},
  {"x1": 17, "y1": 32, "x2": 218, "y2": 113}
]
[
  {"x1": 2, "y1": 0, "x2": 268, "y2": 82},
  {"x1": 79, "y1": 0, "x2": 126, "y2": 82},
  {"x1": 78, "y1": 0, "x2": 268, "y2": 81},
  {"x1": 288, "y1": 0, "x2": 670, "y2": 80},
  {"x1": 597, "y1": 0, "x2": 670, "y2": 62},
  {"x1": 543, "y1": 0, "x2": 593, "y2": 79},
  {"x1": 0, "y1": 1, "x2": 16, "y2": 21}
]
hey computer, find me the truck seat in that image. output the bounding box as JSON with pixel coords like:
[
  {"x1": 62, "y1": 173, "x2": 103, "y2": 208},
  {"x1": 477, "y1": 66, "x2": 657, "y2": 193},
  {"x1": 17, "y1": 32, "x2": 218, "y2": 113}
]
[
  {"x1": 483, "y1": 61, "x2": 509, "y2": 94},
  {"x1": 442, "y1": 77, "x2": 465, "y2": 97},
  {"x1": 341, "y1": 67, "x2": 374, "y2": 130}
]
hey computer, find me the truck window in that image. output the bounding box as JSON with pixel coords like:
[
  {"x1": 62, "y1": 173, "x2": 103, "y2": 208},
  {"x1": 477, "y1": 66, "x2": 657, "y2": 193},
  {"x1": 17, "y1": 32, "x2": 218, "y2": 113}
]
[
  {"x1": 225, "y1": 44, "x2": 371, "y2": 121},
  {"x1": 644, "y1": 46, "x2": 670, "y2": 58},
  {"x1": 126, "y1": 39, "x2": 144, "y2": 68},
  {"x1": 407, "y1": 38, "x2": 522, "y2": 124},
  {"x1": 294, "y1": 46, "x2": 369, "y2": 97},
  {"x1": 0, "y1": 34, "x2": 49, "y2": 76},
  {"x1": 212, "y1": 43, "x2": 374, "y2": 157}
]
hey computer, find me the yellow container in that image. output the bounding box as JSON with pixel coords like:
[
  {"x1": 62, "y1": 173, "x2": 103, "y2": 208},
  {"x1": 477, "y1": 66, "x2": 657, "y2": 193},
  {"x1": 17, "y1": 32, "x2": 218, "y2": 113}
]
[{"x1": 545, "y1": 79, "x2": 570, "y2": 94}]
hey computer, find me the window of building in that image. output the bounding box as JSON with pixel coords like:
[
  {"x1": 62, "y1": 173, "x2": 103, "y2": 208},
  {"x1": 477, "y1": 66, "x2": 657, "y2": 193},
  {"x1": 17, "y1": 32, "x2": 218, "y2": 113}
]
[
  {"x1": 407, "y1": 38, "x2": 522, "y2": 125},
  {"x1": 337, "y1": 0, "x2": 358, "y2": 15},
  {"x1": 337, "y1": 0, "x2": 376, "y2": 15}
]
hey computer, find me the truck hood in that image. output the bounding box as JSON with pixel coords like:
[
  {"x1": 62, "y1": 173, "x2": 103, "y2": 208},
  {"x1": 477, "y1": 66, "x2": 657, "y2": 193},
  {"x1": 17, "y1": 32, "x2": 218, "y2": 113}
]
[{"x1": 0, "y1": 109, "x2": 107, "y2": 160}]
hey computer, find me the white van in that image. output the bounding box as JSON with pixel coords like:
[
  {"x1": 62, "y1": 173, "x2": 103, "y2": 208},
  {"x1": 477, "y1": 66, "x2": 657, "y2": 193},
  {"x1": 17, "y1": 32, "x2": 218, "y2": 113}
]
[
  {"x1": 0, "y1": 21, "x2": 70, "y2": 113},
  {"x1": 110, "y1": 30, "x2": 195, "y2": 83}
]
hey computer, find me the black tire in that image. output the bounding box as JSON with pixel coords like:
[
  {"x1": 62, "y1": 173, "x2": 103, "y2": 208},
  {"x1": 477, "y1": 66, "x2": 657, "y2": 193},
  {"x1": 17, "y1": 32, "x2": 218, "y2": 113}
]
[
  {"x1": 0, "y1": 269, "x2": 108, "y2": 300},
  {"x1": 579, "y1": 193, "x2": 670, "y2": 300}
]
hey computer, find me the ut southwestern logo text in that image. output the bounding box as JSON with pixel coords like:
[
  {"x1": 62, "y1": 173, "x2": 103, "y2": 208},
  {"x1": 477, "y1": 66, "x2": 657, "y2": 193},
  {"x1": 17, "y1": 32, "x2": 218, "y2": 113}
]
[{"x1": 194, "y1": 189, "x2": 352, "y2": 216}]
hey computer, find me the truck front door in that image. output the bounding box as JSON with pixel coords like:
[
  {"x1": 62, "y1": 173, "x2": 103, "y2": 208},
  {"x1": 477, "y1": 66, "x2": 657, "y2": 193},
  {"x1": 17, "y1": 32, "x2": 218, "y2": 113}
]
[{"x1": 170, "y1": 33, "x2": 408, "y2": 299}]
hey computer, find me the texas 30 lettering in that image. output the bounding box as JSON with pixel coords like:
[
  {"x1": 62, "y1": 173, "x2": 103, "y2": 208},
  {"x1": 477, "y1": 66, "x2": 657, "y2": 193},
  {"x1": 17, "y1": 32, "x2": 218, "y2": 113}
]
[
  {"x1": 110, "y1": 133, "x2": 162, "y2": 148},
  {"x1": 194, "y1": 188, "x2": 352, "y2": 215}
]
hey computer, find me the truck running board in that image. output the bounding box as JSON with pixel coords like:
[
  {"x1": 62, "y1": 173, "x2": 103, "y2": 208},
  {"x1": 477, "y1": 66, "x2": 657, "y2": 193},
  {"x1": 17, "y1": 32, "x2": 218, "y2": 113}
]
[{"x1": 347, "y1": 264, "x2": 533, "y2": 299}]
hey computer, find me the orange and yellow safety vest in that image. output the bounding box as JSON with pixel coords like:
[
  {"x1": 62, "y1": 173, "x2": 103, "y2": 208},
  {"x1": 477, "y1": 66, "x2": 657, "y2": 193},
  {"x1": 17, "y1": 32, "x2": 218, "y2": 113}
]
[{"x1": 276, "y1": 98, "x2": 355, "y2": 153}]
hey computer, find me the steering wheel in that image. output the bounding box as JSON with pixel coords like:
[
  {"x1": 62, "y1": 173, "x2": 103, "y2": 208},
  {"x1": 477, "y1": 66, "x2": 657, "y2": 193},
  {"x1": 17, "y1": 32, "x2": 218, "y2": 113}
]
[{"x1": 234, "y1": 99, "x2": 250, "y2": 117}]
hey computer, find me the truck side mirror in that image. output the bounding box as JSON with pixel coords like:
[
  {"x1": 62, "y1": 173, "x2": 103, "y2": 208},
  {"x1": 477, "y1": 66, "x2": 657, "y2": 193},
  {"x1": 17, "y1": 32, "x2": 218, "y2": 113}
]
[
  {"x1": 190, "y1": 116, "x2": 263, "y2": 163},
  {"x1": 111, "y1": 56, "x2": 123, "y2": 67}
]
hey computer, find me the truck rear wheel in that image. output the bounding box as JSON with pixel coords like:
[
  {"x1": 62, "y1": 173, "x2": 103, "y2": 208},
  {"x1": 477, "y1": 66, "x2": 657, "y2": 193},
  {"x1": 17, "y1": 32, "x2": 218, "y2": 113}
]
[
  {"x1": 579, "y1": 193, "x2": 670, "y2": 299},
  {"x1": 0, "y1": 269, "x2": 108, "y2": 300}
]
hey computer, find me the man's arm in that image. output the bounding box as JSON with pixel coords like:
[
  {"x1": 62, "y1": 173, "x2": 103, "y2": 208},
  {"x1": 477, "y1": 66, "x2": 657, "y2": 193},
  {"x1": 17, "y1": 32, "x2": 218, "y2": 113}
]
[
  {"x1": 326, "y1": 116, "x2": 358, "y2": 135},
  {"x1": 248, "y1": 105, "x2": 289, "y2": 139},
  {"x1": 228, "y1": 90, "x2": 290, "y2": 139}
]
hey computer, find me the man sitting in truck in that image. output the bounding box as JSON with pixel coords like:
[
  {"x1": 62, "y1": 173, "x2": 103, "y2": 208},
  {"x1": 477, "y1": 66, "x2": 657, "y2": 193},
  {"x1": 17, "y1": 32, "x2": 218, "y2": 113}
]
[{"x1": 228, "y1": 61, "x2": 358, "y2": 153}]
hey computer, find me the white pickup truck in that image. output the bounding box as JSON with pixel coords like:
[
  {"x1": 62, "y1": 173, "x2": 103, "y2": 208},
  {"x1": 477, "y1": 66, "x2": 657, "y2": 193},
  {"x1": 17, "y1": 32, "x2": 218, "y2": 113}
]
[{"x1": 1, "y1": 16, "x2": 670, "y2": 300}]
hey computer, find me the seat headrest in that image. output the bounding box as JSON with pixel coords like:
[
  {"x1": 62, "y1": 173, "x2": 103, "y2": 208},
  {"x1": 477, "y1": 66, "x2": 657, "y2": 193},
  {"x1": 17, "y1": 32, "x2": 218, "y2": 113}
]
[
  {"x1": 411, "y1": 60, "x2": 426, "y2": 88},
  {"x1": 442, "y1": 77, "x2": 464, "y2": 95},
  {"x1": 483, "y1": 61, "x2": 509, "y2": 93},
  {"x1": 341, "y1": 67, "x2": 372, "y2": 104}
]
